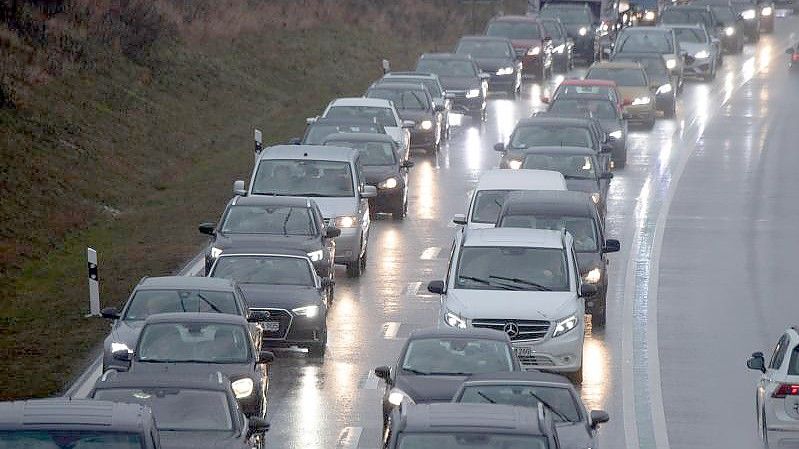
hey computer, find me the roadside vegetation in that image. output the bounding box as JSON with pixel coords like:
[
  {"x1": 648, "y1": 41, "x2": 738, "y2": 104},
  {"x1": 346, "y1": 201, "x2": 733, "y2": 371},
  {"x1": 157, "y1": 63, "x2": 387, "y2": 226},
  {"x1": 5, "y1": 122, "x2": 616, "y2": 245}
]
[{"x1": 0, "y1": 0, "x2": 523, "y2": 399}]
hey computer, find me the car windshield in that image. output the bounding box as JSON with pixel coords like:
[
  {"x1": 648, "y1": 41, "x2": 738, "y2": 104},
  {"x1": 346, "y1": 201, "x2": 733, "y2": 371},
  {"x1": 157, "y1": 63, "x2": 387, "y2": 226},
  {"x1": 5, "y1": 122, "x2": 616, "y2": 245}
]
[
  {"x1": 220, "y1": 205, "x2": 315, "y2": 236},
  {"x1": 367, "y1": 88, "x2": 429, "y2": 110},
  {"x1": 0, "y1": 431, "x2": 142, "y2": 449},
  {"x1": 556, "y1": 84, "x2": 615, "y2": 101},
  {"x1": 471, "y1": 190, "x2": 512, "y2": 224},
  {"x1": 586, "y1": 67, "x2": 647, "y2": 86},
  {"x1": 92, "y1": 388, "x2": 233, "y2": 432},
  {"x1": 384, "y1": 77, "x2": 443, "y2": 98},
  {"x1": 710, "y1": 6, "x2": 736, "y2": 21},
  {"x1": 397, "y1": 433, "x2": 548, "y2": 449},
  {"x1": 456, "y1": 40, "x2": 513, "y2": 58},
  {"x1": 137, "y1": 322, "x2": 251, "y2": 363},
  {"x1": 325, "y1": 106, "x2": 398, "y2": 127},
  {"x1": 455, "y1": 246, "x2": 569, "y2": 291},
  {"x1": 486, "y1": 21, "x2": 542, "y2": 40},
  {"x1": 499, "y1": 215, "x2": 599, "y2": 252},
  {"x1": 124, "y1": 289, "x2": 239, "y2": 320},
  {"x1": 401, "y1": 338, "x2": 514, "y2": 375},
  {"x1": 541, "y1": 21, "x2": 564, "y2": 39},
  {"x1": 252, "y1": 160, "x2": 354, "y2": 197},
  {"x1": 661, "y1": 10, "x2": 712, "y2": 27},
  {"x1": 672, "y1": 27, "x2": 708, "y2": 44},
  {"x1": 550, "y1": 98, "x2": 618, "y2": 119},
  {"x1": 509, "y1": 125, "x2": 593, "y2": 148},
  {"x1": 210, "y1": 255, "x2": 315, "y2": 286},
  {"x1": 617, "y1": 32, "x2": 674, "y2": 53},
  {"x1": 416, "y1": 59, "x2": 477, "y2": 77},
  {"x1": 325, "y1": 140, "x2": 396, "y2": 166},
  {"x1": 458, "y1": 384, "x2": 581, "y2": 422},
  {"x1": 540, "y1": 7, "x2": 593, "y2": 23},
  {"x1": 304, "y1": 123, "x2": 384, "y2": 144},
  {"x1": 522, "y1": 154, "x2": 597, "y2": 179},
  {"x1": 613, "y1": 57, "x2": 669, "y2": 82}
]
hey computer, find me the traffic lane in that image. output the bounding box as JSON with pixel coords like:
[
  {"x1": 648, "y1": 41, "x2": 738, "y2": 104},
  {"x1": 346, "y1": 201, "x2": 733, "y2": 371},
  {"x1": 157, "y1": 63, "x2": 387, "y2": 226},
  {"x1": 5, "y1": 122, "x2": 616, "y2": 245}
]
[{"x1": 657, "y1": 23, "x2": 799, "y2": 449}]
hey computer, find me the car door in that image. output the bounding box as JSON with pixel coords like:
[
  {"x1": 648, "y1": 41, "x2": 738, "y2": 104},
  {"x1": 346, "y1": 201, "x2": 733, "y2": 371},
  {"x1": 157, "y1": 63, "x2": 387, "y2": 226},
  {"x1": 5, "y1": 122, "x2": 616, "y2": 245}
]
[{"x1": 760, "y1": 334, "x2": 790, "y2": 412}]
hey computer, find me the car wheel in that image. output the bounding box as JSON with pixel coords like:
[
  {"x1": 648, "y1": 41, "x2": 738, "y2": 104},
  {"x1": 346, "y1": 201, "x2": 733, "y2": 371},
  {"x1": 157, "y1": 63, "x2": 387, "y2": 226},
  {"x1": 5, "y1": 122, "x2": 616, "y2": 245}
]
[
  {"x1": 592, "y1": 302, "x2": 606, "y2": 328},
  {"x1": 391, "y1": 196, "x2": 406, "y2": 220},
  {"x1": 308, "y1": 331, "x2": 327, "y2": 357},
  {"x1": 346, "y1": 243, "x2": 364, "y2": 277},
  {"x1": 646, "y1": 116, "x2": 656, "y2": 129},
  {"x1": 567, "y1": 367, "x2": 583, "y2": 384},
  {"x1": 614, "y1": 147, "x2": 627, "y2": 169}
]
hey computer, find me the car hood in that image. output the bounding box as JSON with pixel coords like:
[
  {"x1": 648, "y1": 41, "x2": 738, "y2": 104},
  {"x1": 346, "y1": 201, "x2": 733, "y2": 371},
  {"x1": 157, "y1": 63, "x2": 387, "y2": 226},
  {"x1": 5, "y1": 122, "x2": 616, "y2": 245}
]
[
  {"x1": 107, "y1": 320, "x2": 145, "y2": 351},
  {"x1": 616, "y1": 86, "x2": 651, "y2": 101},
  {"x1": 566, "y1": 178, "x2": 600, "y2": 194},
  {"x1": 159, "y1": 431, "x2": 241, "y2": 449},
  {"x1": 576, "y1": 252, "x2": 602, "y2": 276},
  {"x1": 473, "y1": 57, "x2": 514, "y2": 72},
  {"x1": 679, "y1": 42, "x2": 711, "y2": 55},
  {"x1": 213, "y1": 233, "x2": 319, "y2": 253},
  {"x1": 446, "y1": 289, "x2": 578, "y2": 321},
  {"x1": 438, "y1": 76, "x2": 481, "y2": 91},
  {"x1": 239, "y1": 284, "x2": 322, "y2": 310},
  {"x1": 555, "y1": 422, "x2": 594, "y2": 449},
  {"x1": 363, "y1": 166, "x2": 401, "y2": 186},
  {"x1": 128, "y1": 361, "x2": 254, "y2": 381},
  {"x1": 395, "y1": 374, "x2": 469, "y2": 403}
]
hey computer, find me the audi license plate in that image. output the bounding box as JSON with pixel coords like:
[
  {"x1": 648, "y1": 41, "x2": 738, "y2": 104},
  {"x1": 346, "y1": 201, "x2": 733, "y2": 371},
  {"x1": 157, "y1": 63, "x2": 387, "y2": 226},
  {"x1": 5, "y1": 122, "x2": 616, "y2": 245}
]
[
  {"x1": 513, "y1": 347, "x2": 535, "y2": 358},
  {"x1": 263, "y1": 321, "x2": 281, "y2": 332}
]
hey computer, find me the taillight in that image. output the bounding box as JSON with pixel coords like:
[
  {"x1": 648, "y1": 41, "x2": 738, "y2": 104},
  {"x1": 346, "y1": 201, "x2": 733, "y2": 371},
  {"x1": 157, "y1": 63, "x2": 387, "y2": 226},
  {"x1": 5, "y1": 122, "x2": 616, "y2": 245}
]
[
  {"x1": 792, "y1": 54, "x2": 799, "y2": 62},
  {"x1": 772, "y1": 384, "x2": 799, "y2": 398}
]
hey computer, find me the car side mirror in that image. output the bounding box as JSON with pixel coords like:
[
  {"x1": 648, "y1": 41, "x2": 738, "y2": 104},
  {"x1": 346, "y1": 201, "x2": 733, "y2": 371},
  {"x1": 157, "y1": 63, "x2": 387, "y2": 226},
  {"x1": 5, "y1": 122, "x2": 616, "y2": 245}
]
[
  {"x1": 324, "y1": 226, "x2": 341, "y2": 238},
  {"x1": 306, "y1": 117, "x2": 318, "y2": 125},
  {"x1": 590, "y1": 410, "x2": 610, "y2": 429},
  {"x1": 321, "y1": 278, "x2": 335, "y2": 288},
  {"x1": 401, "y1": 160, "x2": 415, "y2": 169},
  {"x1": 233, "y1": 180, "x2": 247, "y2": 196},
  {"x1": 112, "y1": 350, "x2": 132, "y2": 362},
  {"x1": 100, "y1": 307, "x2": 120, "y2": 320},
  {"x1": 198, "y1": 222, "x2": 215, "y2": 235},
  {"x1": 375, "y1": 365, "x2": 392, "y2": 383},
  {"x1": 402, "y1": 120, "x2": 415, "y2": 129},
  {"x1": 684, "y1": 54, "x2": 695, "y2": 64},
  {"x1": 540, "y1": 96, "x2": 550, "y2": 104},
  {"x1": 247, "y1": 417, "x2": 270, "y2": 438},
  {"x1": 603, "y1": 239, "x2": 621, "y2": 253},
  {"x1": 427, "y1": 280, "x2": 446, "y2": 294},
  {"x1": 600, "y1": 172, "x2": 614, "y2": 180},
  {"x1": 580, "y1": 284, "x2": 598, "y2": 297},
  {"x1": 747, "y1": 352, "x2": 766, "y2": 373},
  {"x1": 247, "y1": 311, "x2": 270, "y2": 322},
  {"x1": 259, "y1": 351, "x2": 275, "y2": 364},
  {"x1": 434, "y1": 104, "x2": 445, "y2": 112},
  {"x1": 452, "y1": 214, "x2": 467, "y2": 225},
  {"x1": 479, "y1": 73, "x2": 490, "y2": 80},
  {"x1": 494, "y1": 142, "x2": 506, "y2": 152},
  {"x1": 362, "y1": 185, "x2": 378, "y2": 199}
]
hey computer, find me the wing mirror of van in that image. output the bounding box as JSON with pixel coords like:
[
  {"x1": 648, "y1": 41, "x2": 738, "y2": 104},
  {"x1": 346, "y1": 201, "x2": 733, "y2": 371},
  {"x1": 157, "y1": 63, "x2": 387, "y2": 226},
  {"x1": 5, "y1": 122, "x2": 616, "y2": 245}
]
[{"x1": 233, "y1": 180, "x2": 247, "y2": 196}]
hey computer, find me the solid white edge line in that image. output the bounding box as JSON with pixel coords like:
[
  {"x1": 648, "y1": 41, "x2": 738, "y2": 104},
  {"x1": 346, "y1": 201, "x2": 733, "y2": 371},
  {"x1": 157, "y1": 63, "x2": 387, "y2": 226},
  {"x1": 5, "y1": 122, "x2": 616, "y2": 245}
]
[
  {"x1": 621, "y1": 201, "x2": 641, "y2": 449},
  {"x1": 383, "y1": 322, "x2": 401, "y2": 339},
  {"x1": 337, "y1": 426, "x2": 363, "y2": 449},
  {"x1": 419, "y1": 246, "x2": 441, "y2": 260}
]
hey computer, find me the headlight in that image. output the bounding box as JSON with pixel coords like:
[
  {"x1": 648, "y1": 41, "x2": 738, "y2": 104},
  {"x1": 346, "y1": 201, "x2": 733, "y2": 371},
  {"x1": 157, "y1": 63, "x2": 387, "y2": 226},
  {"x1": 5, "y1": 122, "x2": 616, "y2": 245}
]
[
  {"x1": 210, "y1": 247, "x2": 223, "y2": 259},
  {"x1": 584, "y1": 267, "x2": 602, "y2": 284},
  {"x1": 694, "y1": 50, "x2": 710, "y2": 59},
  {"x1": 632, "y1": 96, "x2": 651, "y2": 105},
  {"x1": 378, "y1": 177, "x2": 398, "y2": 189},
  {"x1": 496, "y1": 66, "x2": 514, "y2": 75},
  {"x1": 111, "y1": 342, "x2": 131, "y2": 354},
  {"x1": 292, "y1": 305, "x2": 320, "y2": 318},
  {"x1": 231, "y1": 378, "x2": 254, "y2": 399},
  {"x1": 590, "y1": 192, "x2": 601, "y2": 204},
  {"x1": 444, "y1": 311, "x2": 467, "y2": 329},
  {"x1": 527, "y1": 46, "x2": 541, "y2": 55},
  {"x1": 334, "y1": 216, "x2": 358, "y2": 228},
  {"x1": 762, "y1": 6, "x2": 772, "y2": 16},
  {"x1": 552, "y1": 315, "x2": 579, "y2": 338},
  {"x1": 307, "y1": 250, "x2": 324, "y2": 262},
  {"x1": 656, "y1": 83, "x2": 672, "y2": 94},
  {"x1": 725, "y1": 26, "x2": 735, "y2": 36},
  {"x1": 465, "y1": 88, "x2": 481, "y2": 98},
  {"x1": 741, "y1": 9, "x2": 756, "y2": 19},
  {"x1": 644, "y1": 10, "x2": 656, "y2": 21},
  {"x1": 665, "y1": 58, "x2": 677, "y2": 70},
  {"x1": 420, "y1": 120, "x2": 433, "y2": 130},
  {"x1": 388, "y1": 388, "x2": 416, "y2": 407},
  {"x1": 578, "y1": 27, "x2": 588, "y2": 36},
  {"x1": 609, "y1": 130, "x2": 623, "y2": 139},
  {"x1": 508, "y1": 160, "x2": 523, "y2": 170},
  {"x1": 553, "y1": 44, "x2": 565, "y2": 54}
]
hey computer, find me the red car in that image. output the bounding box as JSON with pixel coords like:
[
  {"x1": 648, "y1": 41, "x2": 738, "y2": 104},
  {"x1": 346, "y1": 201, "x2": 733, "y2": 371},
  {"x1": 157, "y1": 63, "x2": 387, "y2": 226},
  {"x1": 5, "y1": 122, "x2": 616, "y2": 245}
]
[
  {"x1": 546, "y1": 79, "x2": 625, "y2": 111},
  {"x1": 485, "y1": 15, "x2": 553, "y2": 81}
]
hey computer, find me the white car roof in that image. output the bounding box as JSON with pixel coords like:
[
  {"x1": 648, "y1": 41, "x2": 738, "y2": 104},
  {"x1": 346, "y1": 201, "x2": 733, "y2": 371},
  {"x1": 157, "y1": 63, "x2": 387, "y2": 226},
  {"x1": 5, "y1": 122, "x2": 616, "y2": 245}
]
[
  {"x1": 475, "y1": 169, "x2": 568, "y2": 191},
  {"x1": 463, "y1": 227, "x2": 566, "y2": 249},
  {"x1": 256, "y1": 144, "x2": 358, "y2": 162},
  {"x1": 328, "y1": 97, "x2": 394, "y2": 108}
]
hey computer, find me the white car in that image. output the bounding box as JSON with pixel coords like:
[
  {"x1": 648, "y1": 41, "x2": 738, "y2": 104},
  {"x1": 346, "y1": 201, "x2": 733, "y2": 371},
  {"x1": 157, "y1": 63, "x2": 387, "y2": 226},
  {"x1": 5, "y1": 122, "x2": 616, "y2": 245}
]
[
  {"x1": 427, "y1": 227, "x2": 596, "y2": 383},
  {"x1": 318, "y1": 97, "x2": 412, "y2": 152},
  {"x1": 747, "y1": 327, "x2": 799, "y2": 448},
  {"x1": 453, "y1": 169, "x2": 567, "y2": 229}
]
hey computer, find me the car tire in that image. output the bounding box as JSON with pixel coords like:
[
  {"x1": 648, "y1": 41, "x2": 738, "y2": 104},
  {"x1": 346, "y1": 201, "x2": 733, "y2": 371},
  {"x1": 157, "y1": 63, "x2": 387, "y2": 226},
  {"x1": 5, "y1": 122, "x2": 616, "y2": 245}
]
[
  {"x1": 614, "y1": 147, "x2": 627, "y2": 169},
  {"x1": 663, "y1": 99, "x2": 676, "y2": 118},
  {"x1": 567, "y1": 367, "x2": 583, "y2": 384},
  {"x1": 645, "y1": 116, "x2": 656, "y2": 129},
  {"x1": 391, "y1": 196, "x2": 406, "y2": 220},
  {"x1": 592, "y1": 301, "x2": 606, "y2": 328},
  {"x1": 346, "y1": 243, "x2": 364, "y2": 277},
  {"x1": 308, "y1": 331, "x2": 327, "y2": 357}
]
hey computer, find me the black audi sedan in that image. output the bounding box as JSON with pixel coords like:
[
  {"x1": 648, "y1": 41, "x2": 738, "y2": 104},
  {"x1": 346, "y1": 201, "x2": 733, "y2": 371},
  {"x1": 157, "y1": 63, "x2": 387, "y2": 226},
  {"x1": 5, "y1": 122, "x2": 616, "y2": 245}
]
[
  {"x1": 454, "y1": 36, "x2": 521, "y2": 96},
  {"x1": 208, "y1": 249, "x2": 329, "y2": 357},
  {"x1": 199, "y1": 195, "x2": 339, "y2": 293},
  {"x1": 109, "y1": 313, "x2": 274, "y2": 419},
  {"x1": 90, "y1": 371, "x2": 270, "y2": 449},
  {"x1": 322, "y1": 132, "x2": 414, "y2": 219},
  {"x1": 416, "y1": 53, "x2": 489, "y2": 122},
  {"x1": 374, "y1": 327, "x2": 521, "y2": 435},
  {"x1": 366, "y1": 82, "x2": 443, "y2": 152}
]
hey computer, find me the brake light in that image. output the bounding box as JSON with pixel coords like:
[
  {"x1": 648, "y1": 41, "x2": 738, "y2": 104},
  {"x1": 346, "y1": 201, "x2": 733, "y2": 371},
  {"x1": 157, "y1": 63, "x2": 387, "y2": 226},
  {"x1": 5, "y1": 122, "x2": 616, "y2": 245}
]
[
  {"x1": 772, "y1": 384, "x2": 799, "y2": 398},
  {"x1": 792, "y1": 54, "x2": 799, "y2": 62}
]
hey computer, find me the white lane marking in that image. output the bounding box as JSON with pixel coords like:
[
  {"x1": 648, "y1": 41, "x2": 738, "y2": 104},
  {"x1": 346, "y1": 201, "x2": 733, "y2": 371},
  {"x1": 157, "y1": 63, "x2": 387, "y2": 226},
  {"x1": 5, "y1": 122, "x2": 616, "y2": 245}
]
[
  {"x1": 337, "y1": 426, "x2": 363, "y2": 449},
  {"x1": 419, "y1": 246, "x2": 441, "y2": 260},
  {"x1": 363, "y1": 370, "x2": 379, "y2": 390},
  {"x1": 382, "y1": 322, "x2": 401, "y2": 339},
  {"x1": 405, "y1": 282, "x2": 422, "y2": 296}
]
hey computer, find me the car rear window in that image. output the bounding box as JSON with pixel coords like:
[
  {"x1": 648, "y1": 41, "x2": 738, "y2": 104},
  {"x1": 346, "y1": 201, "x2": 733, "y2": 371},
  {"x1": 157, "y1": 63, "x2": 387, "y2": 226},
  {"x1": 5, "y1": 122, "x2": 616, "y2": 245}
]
[
  {"x1": 0, "y1": 431, "x2": 143, "y2": 449},
  {"x1": 789, "y1": 345, "x2": 799, "y2": 375}
]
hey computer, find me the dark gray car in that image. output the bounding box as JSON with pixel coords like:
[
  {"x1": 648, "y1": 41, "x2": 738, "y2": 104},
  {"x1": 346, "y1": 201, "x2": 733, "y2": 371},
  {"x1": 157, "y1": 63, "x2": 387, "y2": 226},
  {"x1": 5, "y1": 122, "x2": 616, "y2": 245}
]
[
  {"x1": 455, "y1": 36, "x2": 521, "y2": 96},
  {"x1": 380, "y1": 72, "x2": 452, "y2": 139},
  {"x1": 416, "y1": 53, "x2": 489, "y2": 121},
  {"x1": 452, "y1": 371, "x2": 610, "y2": 449},
  {"x1": 495, "y1": 190, "x2": 620, "y2": 326},
  {"x1": 100, "y1": 276, "x2": 251, "y2": 372},
  {"x1": 366, "y1": 82, "x2": 444, "y2": 152}
]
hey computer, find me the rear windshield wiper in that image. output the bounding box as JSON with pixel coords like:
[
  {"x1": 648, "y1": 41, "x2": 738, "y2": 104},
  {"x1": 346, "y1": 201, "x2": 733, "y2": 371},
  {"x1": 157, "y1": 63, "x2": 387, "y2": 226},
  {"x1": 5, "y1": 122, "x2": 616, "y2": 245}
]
[
  {"x1": 197, "y1": 293, "x2": 222, "y2": 313},
  {"x1": 489, "y1": 275, "x2": 552, "y2": 291},
  {"x1": 528, "y1": 390, "x2": 574, "y2": 423},
  {"x1": 476, "y1": 390, "x2": 497, "y2": 403}
]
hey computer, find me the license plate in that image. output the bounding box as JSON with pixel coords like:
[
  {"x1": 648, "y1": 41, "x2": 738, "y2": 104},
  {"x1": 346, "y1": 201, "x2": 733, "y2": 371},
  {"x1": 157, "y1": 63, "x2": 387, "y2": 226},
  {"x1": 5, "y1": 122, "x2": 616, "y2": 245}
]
[
  {"x1": 263, "y1": 321, "x2": 281, "y2": 332},
  {"x1": 513, "y1": 347, "x2": 535, "y2": 357}
]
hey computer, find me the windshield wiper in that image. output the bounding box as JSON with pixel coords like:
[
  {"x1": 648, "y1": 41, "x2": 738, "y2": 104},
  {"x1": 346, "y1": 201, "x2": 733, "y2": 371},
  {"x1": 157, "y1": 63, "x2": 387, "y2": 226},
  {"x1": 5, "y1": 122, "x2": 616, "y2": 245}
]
[
  {"x1": 459, "y1": 276, "x2": 516, "y2": 290},
  {"x1": 562, "y1": 174, "x2": 594, "y2": 180},
  {"x1": 197, "y1": 293, "x2": 222, "y2": 313},
  {"x1": 282, "y1": 207, "x2": 294, "y2": 236},
  {"x1": 291, "y1": 192, "x2": 328, "y2": 197},
  {"x1": 401, "y1": 367, "x2": 431, "y2": 375},
  {"x1": 476, "y1": 390, "x2": 497, "y2": 404},
  {"x1": 528, "y1": 390, "x2": 574, "y2": 423},
  {"x1": 488, "y1": 275, "x2": 552, "y2": 291}
]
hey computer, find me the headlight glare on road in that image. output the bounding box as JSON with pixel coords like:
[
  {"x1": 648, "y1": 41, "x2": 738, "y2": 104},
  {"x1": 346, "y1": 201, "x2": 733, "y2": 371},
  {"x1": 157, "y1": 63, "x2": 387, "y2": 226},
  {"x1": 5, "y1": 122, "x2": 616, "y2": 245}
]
[
  {"x1": 307, "y1": 250, "x2": 324, "y2": 262},
  {"x1": 578, "y1": 27, "x2": 588, "y2": 36},
  {"x1": 465, "y1": 88, "x2": 481, "y2": 98},
  {"x1": 444, "y1": 311, "x2": 467, "y2": 329},
  {"x1": 725, "y1": 26, "x2": 735, "y2": 36},
  {"x1": 609, "y1": 130, "x2": 623, "y2": 139},
  {"x1": 378, "y1": 177, "x2": 398, "y2": 189},
  {"x1": 335, "y1": 216, "x2": 358, "y2": 228},
  {"x1": 553, "y1": 44, "x2": 565, "y2": 54},
  {"x1": 590, "y1": 192, "x2": 601, "y2": 204},
  {"x1": 508, "y1": 159, "x2": 523, "y2": 170},
  {"x1": 585, "y1": 267, "x2": 602, "y2": 284},
  {"x1": 528, "y1": 46, "x2": 541, "y2": 55},
  {"x1": 496, "y1": 67, "x2": 514, "y2": 75},
  {"x1": 552, "y1": 315, "x2": 578, "y2": 338},
  {"x1": 762, "y1": 6, "x2": 772, "y2": 15},
  {"x1": 231, "y1": 378, "x2": 254, "y2": 398},
  {"x1": 741, "y1": 9, "x2": 756, "y2": 19},
  {"x1": 292, "y1": 305, "x2": 319, "y2": 318},
  {"x1": 210, "y1": 247, "x2": 223, "y2": 259},
  {"x1": 656, "y1": 83, "x2": 672, "y2": 94},
  {"x1": 111, "y1": 342, "x2": 131, "y2": 354},
  {"x1": 694, "y1": 50, "x2": 710, "y2": 59},
  {"x1": 420, "y1": 120, "x2": 433, "y2": 130},
  {"x1": 632, "y1": 96, "x2": 651, "y2": 105},
  {"x1": 388, "y1": 388, "x2": 415, "y2": 407},
  {"x1": 644, "y1": 10, "x2": 656, "y2": 21}
]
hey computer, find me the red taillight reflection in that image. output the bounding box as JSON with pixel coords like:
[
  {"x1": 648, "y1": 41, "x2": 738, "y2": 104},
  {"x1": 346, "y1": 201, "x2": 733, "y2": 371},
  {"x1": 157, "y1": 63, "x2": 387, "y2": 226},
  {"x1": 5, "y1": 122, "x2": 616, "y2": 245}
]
[{"x1": 772, "y1": 384, "x2": 799, "y2": 398}]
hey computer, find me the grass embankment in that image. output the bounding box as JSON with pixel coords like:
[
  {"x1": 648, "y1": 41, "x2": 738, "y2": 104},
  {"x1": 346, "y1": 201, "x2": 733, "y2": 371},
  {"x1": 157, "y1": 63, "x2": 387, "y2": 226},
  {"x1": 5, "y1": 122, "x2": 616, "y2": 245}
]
[{"x1": 0, "y1": 0, "x2": 523, "y2": 399}]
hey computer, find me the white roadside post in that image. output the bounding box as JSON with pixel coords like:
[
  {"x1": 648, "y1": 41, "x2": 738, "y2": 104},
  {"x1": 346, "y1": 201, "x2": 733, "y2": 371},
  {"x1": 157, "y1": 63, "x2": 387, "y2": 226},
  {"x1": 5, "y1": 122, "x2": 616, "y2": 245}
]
[
  {"x1": 254, "y1": 129, "x2": 263, "y2": 154},
  {"x1": 87, "y1": 247, "x2": 100, "y2": 317},
  {"x1": 382, "y1": 59, "x2": 391, "y2": 74}
]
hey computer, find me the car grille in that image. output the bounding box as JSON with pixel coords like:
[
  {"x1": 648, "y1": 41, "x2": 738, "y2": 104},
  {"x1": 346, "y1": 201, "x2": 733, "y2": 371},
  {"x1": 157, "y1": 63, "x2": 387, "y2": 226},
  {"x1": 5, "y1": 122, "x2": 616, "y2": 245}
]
[
  {"x1": 517, "y1": 353, "x2": 556, "y2": 367},
  {"x1": 251, "y1": 308, "x2": 292, "y2": 340},
  {"x1": 472, "y1": 319, "x2": 550, "y2": 341}
]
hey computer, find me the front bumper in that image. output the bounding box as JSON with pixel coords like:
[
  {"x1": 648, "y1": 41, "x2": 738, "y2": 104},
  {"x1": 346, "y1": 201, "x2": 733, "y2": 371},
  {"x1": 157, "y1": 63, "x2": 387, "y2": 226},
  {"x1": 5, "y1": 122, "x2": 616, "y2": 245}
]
[
  {"x1": 520, "y1": 54, "x2": 546, "y2": 75},
  {"x1": 742, "y1": 19, "x2": 759, "y2": 37},
  {"x1": 684, "y1": 58, "x2": 714, "y2": 76},
  {"x1": 410, "y1": 128, "x2": 437, "y2": 148},
  {"x1": 330, "y1": 226, "x2": 360, "y2": 263},
  {"x1": 369, "y1": 190, "x2": 404, "y2": 213},
  {"x1": 623, "y1": 103, "x2": 656, "y2": 122},
  {"x1": 260, "y1": 315, "x2": 326, "y2": 349},
  {"x1": 488, "y1": 73, "x2": 517, "y2": 90},
  {"x1": 572, "y1": 35, "x2": 596, "y2": 59},
  {"x1": 448, "y1": 92, "x2": 484, "y2": 114},
  {"x1": 511, "y1": 326, "x2": 585, "y2": 373}
]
